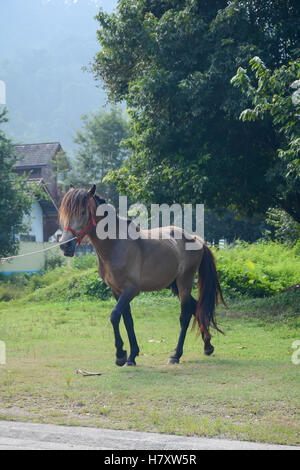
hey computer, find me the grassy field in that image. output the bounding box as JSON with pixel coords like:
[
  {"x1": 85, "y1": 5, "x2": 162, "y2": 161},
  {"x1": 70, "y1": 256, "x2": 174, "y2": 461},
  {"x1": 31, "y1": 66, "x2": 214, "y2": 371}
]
[{"x1": 0, "y1": 290, "x2": 299, "y2": 445}]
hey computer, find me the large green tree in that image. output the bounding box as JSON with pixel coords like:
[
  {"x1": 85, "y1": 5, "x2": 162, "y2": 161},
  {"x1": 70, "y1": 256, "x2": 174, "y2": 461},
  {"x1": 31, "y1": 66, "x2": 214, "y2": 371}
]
[
  {"x1": 0, "y1": 109, "x2": 34, "y2": 258},
  {"x1": 92, "y1": 0, "x2": 300, "y2": 220},
  {"x1": 232, "y1": 57, "x2": 300, "y2": 222}
]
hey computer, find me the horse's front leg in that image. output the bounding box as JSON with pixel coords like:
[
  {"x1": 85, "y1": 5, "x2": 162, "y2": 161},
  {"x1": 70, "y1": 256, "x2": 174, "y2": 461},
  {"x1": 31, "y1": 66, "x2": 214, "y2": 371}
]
[
  {"x1": 110, "y1": 286, "x2": 138, "y2": 366},
  {"x1": 122, "y1": 304, "x2": 140, "y2": 366}
]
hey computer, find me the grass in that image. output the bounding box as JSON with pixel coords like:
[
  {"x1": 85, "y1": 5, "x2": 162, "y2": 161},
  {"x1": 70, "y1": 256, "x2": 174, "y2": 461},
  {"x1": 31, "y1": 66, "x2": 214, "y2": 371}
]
[{"x1": 0, "y1": 291, "x2": 299, "y2": 445}]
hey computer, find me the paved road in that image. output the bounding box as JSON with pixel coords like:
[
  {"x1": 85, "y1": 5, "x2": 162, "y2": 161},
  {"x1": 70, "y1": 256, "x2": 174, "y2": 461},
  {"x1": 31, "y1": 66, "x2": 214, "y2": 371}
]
[{"x1": 0, "y1": 421, "x2": 298, "y2": 450}]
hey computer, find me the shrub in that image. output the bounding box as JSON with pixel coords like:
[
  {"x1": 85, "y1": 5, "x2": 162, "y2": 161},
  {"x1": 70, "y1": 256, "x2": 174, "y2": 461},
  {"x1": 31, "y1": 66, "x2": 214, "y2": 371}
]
[
  {"x1": 217, "y1": 261, "x2": 280, "y2": 298},
  {"x1": 0, "y1": 272, "x2": 31, "y2": 287},
  {"x1": 1, "y1": 242, "x2": 298, "y2": 302},
  {"x1": 294, "y1": 239, "x2": 300, "y2": 257},
  {"x1": 266, "y1": 209, "x2": 300, "y2": 245},
  {"x1": 78, "y1": 273, "x2": 112, "y2": 300},
  {"x1": 44, "y1": 254, "x2": 66, "y2": 271},
  {"x1": 72, "y1": 254, "x2": 97, "y2": 270},
  {"x1": 0, "y1": 284, "x2": 22, "y2": 301},
  {"x1": 214, "y1": 241, "x2": 300, "y2": 298}
]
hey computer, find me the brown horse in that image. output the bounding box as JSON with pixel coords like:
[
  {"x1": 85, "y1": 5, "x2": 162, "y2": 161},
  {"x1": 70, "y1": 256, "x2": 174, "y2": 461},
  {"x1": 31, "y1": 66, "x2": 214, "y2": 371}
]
[{"x1": 59, "y1": 185, "x2": 226, "y2": 366}]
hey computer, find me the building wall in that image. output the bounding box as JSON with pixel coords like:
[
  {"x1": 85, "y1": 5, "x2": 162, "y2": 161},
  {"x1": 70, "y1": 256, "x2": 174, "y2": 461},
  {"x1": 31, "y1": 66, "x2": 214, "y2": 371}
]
[
  {"x1": 0, "y1": 242, "x2": 65, "y2": 274},
  {"x1": 24, "y1": 201, "x2": 44, "y2": 242}
]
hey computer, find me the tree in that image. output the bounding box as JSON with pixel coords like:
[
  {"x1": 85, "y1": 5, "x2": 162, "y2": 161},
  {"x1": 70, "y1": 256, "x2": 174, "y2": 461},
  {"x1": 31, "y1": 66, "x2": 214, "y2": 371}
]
[
  {"x1": 204, "y1": 209, "x2": 270, "y2": 243},
  {"x1": 0, "y1": 109, "x2": 34, "y2": 258},
  {"x1": 265, "y1": 208, "x2": 300, "y2": 244},
  {"x1": 64, "y1": 107, "x2": 131, "y2": 203},
  {"x1": 232, "y1": 57, "x2": 300, "y2": 222},
  {"x1": 51, "y1": 149, "x2": 72, "y2": 188},
  {"x1": 92, "y1": 0, "x2": 300, "y2": 219}
]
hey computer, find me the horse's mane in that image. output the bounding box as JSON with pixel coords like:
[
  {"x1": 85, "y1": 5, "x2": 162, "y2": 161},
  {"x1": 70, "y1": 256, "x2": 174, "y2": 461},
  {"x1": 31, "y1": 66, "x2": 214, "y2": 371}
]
[
  {"x1": 59, "y1": 188, "x2": 139, "y2": 231},
  {"x1": 59, "y1": 188, "x2": 105, "y2": 225}
]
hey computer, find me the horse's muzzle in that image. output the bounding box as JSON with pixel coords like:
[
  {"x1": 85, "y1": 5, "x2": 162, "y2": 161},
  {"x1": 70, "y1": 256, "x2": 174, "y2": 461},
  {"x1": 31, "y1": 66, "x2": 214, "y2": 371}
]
[{"x1": 60, "y1": 239, "x2": 77, "y2": 257}]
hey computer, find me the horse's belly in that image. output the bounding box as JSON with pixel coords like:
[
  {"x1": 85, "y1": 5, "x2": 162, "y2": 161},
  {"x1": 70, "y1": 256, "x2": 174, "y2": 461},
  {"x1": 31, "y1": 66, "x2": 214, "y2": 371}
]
[{"x1": 139, "y1": 252, "x2": 179, "y2": 291}]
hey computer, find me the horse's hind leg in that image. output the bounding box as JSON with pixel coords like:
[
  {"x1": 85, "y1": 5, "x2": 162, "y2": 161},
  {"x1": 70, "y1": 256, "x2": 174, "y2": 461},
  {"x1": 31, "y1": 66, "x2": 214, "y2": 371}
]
[{"x1": 168, "y1": 295, "x2": 196, "y2": 364}]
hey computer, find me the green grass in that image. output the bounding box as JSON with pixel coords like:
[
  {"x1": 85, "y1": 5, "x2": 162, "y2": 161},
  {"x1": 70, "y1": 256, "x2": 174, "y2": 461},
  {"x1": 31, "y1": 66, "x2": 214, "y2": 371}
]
[{"x1": 0, "y1": 292, "x2": 299, "y2": 445}]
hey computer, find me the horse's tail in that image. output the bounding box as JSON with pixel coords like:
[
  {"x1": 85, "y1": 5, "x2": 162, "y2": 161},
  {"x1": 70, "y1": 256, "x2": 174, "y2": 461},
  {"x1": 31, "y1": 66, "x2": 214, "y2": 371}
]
[{"x1": 193, "y1": 244, "x2": 227, "y2": 340}]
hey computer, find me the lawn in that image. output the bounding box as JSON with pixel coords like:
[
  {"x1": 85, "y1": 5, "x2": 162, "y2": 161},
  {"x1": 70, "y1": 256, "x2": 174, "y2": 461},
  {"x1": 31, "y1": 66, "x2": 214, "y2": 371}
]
[{"x1": 0, "y1": 291, "x2": 299, "y2": 446}]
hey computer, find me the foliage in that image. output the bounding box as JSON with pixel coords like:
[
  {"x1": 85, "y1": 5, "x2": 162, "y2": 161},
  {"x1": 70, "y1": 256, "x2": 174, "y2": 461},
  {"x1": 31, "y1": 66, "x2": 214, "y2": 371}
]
[
  {"x1": 51, "y1": 150, "x2": 72, "y2": 187},
  {"x1": 0, "y1": 109, "x2": 36, "y2": 258},
  {"x1": 94, "y1": 0, "x2": 300, "y2": 221},
  {"x1": 231, "y1": 57, "x2": 300, "y2": 222},
  {"x1": 0, "y1": 272, "x2": 31, "y2": 301},
  {"x1": 64, "y1": 107, "x2": 131, "y2": 203},
  {"x1": 265, "y1": 208, "x2": 300, "y2": 244},
  {"x1": 214, "y1": 241, "x2": 300, "y2": 298},
  {"x1": 78, "y1": 272, "x2": 112, "y2": 300},
  {"x1": 204, "y1": 209, "x2": 270, "y2": 243},
  {"x1": 294, "y1": 238, "x2": 300, "y2": 257},
  {"x1": 44, "y1": 253, "x2": 67, "y2": 271},
  {"x1": 71, "y1": 253, "x2": 97, "y2": 270},
  {"x1": 0, "y1": 242, "x2": 299, "y2": 302}
]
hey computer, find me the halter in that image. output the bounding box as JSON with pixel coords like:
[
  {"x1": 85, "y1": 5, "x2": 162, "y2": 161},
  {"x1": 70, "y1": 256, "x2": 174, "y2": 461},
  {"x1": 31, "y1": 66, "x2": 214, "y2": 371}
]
[{"x1": 64, "y1": 197, "x2": 97, "y2": 245}]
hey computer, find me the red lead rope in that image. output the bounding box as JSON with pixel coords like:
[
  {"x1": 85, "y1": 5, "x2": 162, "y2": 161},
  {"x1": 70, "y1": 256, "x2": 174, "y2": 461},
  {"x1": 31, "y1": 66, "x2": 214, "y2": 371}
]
[{"x1": 64, "y1": 198, "x2": 97, "y2": 245}]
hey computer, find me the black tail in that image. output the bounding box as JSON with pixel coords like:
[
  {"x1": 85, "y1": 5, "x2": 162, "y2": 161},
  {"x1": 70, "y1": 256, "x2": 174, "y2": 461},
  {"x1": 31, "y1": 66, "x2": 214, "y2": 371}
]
[{"x1": 193, "y1": 244, "x2": 227, "y2": 340}]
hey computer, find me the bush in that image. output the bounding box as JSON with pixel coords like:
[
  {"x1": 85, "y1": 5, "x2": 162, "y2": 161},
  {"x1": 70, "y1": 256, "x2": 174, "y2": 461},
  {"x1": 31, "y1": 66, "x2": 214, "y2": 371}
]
[
  {"x1": 72, "y1": 254, "x2": 97, "y2": 270},
  {"x1": 0, "y1": 272, "x2": 31, "y2": 301},
  {"x1": 0, "y1": 272, "x2": 31, "y2": 287},
  {"x1": 1, "y1": 242, "x2": 298, "y2": 303},
  {"x1": 266, "y1": 208, "x2": 300, "y2": 245},
  {"x1": 0, "y1": 284, "x2": 22, "y2": 301},
  {"x1": 294, "y1": 239, "x2": 300, "y2": 257},
  {"x1": 214, "y1": 241, "x2": 300, "y2": 298},
  {"x1": 217, "y1": 261, "x2": 280, "y2": 298},
  {"x1": 44, "y1": 254, "x2": 66, "y2": 271},
  {"x1": 78, "y1": 273, "x2": 112, "y2": 300}
]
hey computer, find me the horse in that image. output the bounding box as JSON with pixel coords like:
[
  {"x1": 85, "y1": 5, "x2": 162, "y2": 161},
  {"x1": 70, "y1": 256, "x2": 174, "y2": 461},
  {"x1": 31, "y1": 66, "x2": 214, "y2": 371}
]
[{"x1": 59, "y1": 185, "x2": 226, "y2": 366}]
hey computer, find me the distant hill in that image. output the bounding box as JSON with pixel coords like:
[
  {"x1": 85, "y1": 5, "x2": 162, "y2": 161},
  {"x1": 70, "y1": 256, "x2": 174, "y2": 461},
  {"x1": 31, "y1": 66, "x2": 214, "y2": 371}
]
[{"x1": 0, "y1": 0, "x2": 117, "y2": 151}]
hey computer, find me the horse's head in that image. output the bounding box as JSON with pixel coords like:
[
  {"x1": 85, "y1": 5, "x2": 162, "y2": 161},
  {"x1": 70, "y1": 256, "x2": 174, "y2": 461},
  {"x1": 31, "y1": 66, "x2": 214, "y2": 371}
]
[{"x1": 59, "y1": 184, "x2": 101, "y2": 257}]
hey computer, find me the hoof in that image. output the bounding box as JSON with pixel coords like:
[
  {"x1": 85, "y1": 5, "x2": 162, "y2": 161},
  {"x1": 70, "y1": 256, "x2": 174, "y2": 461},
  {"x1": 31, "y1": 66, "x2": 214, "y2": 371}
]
[
  {"x1": 204, "y1": 345, "x2": 214, "y2": 356},
  {"x1": 168, "y1": 357, "x2": 180, "y2": 364},
  {"x1": 116, "y1": 351, "x2": 127, "y2": 366},
  {"x1": 123, "y1": 361, "x2": 136, "y2": 367}
]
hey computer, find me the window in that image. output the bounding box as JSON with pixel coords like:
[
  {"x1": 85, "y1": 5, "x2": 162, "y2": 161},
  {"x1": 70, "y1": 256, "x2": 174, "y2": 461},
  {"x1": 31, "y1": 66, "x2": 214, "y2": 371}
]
[{"x1": 20, "y1": 234, "x2": 36, "y2": 242}]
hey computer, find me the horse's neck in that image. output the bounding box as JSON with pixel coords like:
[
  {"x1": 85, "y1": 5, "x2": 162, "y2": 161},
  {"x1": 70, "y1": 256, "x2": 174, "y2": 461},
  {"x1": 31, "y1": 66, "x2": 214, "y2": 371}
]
[
  {"x1": 88, "y1": 213, "x2": 138, "y2": 262},
  {"x1": 89, "y1": 231, "x2": 115, "y2": 262}
]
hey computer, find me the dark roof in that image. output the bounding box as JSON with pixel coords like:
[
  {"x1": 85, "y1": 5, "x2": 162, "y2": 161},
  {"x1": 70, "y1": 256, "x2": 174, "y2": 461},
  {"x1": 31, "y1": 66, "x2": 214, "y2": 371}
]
[{"x1": 13, "y1": 142, "x2": 62, "y2": 168}]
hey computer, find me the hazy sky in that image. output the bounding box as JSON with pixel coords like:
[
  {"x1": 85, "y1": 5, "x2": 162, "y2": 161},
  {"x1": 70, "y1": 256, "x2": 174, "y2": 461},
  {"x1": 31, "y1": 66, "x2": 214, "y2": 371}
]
[
  {"x1": 0, "y1": 0, "x2": 118, "y2": 150},
  {"x1": 0, "y1": 0, "x2": 117, "y2": 60}
]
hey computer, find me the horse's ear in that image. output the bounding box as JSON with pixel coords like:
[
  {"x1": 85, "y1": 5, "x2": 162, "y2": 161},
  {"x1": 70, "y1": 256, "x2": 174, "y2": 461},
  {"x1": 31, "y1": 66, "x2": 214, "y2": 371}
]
[{"x1": 87, "y1": 184, "x2": 96, "y2": 198}]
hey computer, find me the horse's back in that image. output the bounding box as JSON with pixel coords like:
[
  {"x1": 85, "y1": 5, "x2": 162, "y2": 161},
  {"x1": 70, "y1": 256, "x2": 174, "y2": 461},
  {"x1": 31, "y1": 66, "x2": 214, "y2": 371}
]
[{"x1": 136, "y1": 226, "x2": 204, "y2": 291}]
